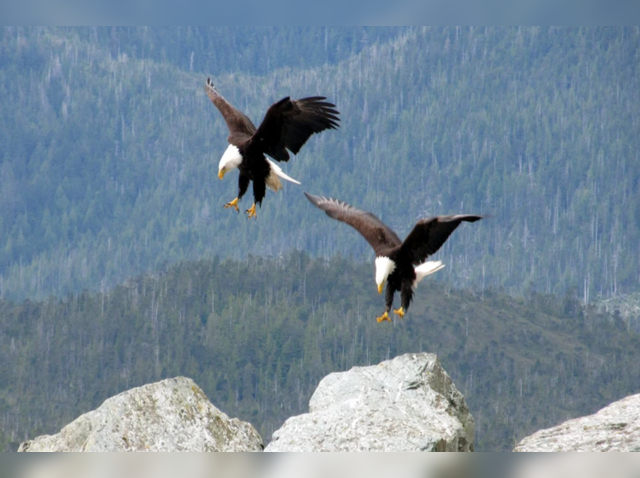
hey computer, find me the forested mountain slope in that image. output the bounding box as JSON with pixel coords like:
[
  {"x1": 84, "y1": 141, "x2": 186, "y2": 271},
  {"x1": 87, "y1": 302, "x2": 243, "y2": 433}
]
[
  {"x1": 1, "y1": 27, "x2": 639, "y2": 300},
  {"x1": 64, "y1": 27, "x2": 405, "y2": 75},
  {"x1": 1, "y1": 254, "x2": 639, "y2": 451}
]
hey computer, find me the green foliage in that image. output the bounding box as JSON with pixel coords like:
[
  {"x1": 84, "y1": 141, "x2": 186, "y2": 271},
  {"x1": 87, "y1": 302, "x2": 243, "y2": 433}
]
[
  {"x1": 0, "y1": 27, "x2": 639, "y2": 301},
  {"x1": 1, "y1": 29, "x2": 640, "y2": 451},
  {"x1": 0, "y1": 253, "x2": 639, "y2": 451}
]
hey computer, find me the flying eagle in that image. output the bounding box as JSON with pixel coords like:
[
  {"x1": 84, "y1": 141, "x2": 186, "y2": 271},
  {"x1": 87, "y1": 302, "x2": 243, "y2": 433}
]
[
  {"x1": 305, "y1": 193, "x2": 485, "y2": 323},
  {"x1": 205, "y1": 78, "x2": 340, "y2": 218}
]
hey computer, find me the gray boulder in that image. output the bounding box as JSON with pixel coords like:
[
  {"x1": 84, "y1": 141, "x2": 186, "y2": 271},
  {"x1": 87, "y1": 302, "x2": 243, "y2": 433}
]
[
  {"x1": 265, "y1": 353, "x2": 474, "y2": 452},
  {"x1": 18, "y1": 377, "x2": 263, "y2": 452},
  {"x1": 514, "y1": 393, "x2": 640, "y2": 452}
]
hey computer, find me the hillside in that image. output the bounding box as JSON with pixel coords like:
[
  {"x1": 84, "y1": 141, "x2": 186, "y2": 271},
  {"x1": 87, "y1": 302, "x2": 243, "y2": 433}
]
[
  {"x1": 1, "y1": 27, "x2": 639, "y2": 301},
  {"x1": 1, "y1": 254, "x2": 639, "y2": 451}
]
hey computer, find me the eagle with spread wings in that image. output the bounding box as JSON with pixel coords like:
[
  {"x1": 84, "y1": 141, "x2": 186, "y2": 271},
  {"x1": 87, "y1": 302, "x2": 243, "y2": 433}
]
[
  {"x1": 305, "y1": 193, "x2": 485, "y2": 323},
  {"x1": 206, "y1": 78, "x2": 339, "y2": 219}
]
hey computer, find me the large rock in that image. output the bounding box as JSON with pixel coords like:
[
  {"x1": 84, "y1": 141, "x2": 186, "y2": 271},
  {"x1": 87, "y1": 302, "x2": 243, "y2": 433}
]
[
  {"x1": 514, "y1": 393, "x2": 640, "y2": 452},
  {"x1": 265, "y1": 353, "x2": 474, "y2": 452},
  {"x1": 18, "y1": 377, "x2": 263, "y2": 452}
]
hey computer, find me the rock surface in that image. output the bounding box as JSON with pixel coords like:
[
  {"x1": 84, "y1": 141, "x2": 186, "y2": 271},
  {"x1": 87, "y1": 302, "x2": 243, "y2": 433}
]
[
  {"x1": 514, "y1": 393, "x2": 640, "y2": 452},
  {"x1": 265, "y1": 353, "x2": 474, "y2": 452},
  {"x1": 18, "y1": 377, "x2": 263, "y2": 452}
]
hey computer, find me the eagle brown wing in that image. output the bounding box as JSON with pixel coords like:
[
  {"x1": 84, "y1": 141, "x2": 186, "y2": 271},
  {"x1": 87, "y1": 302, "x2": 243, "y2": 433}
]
[
  {"x1": 205, "y1": 78, "x2": 256, "y2": 145},
  {"x1": 305, "y1": 193, "x2": 401, "y2": 256},
  {"x1": 401, "y1": 215, "x2": 485, "y2": 265},
  {"x1": 252, "y1": 97, "x2": 340, "y2": 162}
]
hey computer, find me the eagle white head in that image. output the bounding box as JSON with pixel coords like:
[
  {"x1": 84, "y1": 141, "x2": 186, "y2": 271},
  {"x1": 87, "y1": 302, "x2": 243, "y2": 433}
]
[
  {"x1": 218, "y1": 145, "x2": 243, "y2": 180},
  {"x1": 375, "y1": 256, "x2": 396, "y2": 294}
]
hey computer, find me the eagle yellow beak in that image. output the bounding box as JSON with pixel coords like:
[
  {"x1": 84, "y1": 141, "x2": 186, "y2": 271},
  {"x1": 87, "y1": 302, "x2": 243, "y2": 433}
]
[
  {"x1": 377, "y1": 284, "x2": 383, "y2": 294},
  {"x1": 218, "y1": 170, "x2": 225, "y2": 180}
]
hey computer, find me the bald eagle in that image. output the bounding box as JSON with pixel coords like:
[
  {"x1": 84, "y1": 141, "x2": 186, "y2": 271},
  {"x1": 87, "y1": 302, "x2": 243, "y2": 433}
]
[
  {"x1": 205, "y1": 78, "x2": 340, "y2": 218},
  {"x1": 305, "y1": 193, "x2": 485, "y2": 323}
]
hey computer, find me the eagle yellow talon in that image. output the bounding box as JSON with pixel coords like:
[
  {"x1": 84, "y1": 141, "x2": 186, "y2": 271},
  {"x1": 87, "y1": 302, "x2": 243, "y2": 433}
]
[
  {"x1": 376, "y1": 311, "x2": 391, "y2": 323},
  {"x1": 224, "y1": 198, "x2": 239, "y2": 212},
  {"x1": 246, "y1": 203, "x2": 257, "y2": 219},
  {"x1": 393, "y1": 307, "x2": 405, "y2": 319}
]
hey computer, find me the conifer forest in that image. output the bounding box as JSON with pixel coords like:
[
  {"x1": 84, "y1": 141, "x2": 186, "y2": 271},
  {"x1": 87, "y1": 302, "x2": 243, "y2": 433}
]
[{"x1": 0, "y1": 27, "x2": 639, "y2": 451}]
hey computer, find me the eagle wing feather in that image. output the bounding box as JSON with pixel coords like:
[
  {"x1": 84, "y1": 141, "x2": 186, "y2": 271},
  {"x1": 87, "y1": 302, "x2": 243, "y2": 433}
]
[
  {"x1": 205, "y1": 78, "x2": 256, "y2": 145},
  {"x1": 304, "y1": 193, "x2": 401, "y2": 256},
  {"x1": 253, "y1": 97, "x2": 340, "y2": 162},
  {"x1": 401, "y1": 215, "x2": 485, "y2": 265}
]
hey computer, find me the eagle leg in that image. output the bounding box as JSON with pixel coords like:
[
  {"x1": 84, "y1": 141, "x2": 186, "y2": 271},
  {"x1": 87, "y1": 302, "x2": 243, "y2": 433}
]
[
  {"x1": 246, "y1": 203, "x2": 257, "y2": 219},
  {"x1": 376, "y1": 311, "x2": 391, "y2": 323},
  {"x1": 393, "y1": 307, "x2": 405, "y2": 319},
  {"x1": 224, "y1": 198, "x2": 239, "y2": 212}
]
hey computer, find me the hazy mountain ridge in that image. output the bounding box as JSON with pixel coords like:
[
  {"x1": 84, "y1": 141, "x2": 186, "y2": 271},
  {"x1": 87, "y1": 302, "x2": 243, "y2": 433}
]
[
  {"x1": 42, "y1": 27, "x2": 405, "y2": 76},
  {"x1": 1, "y1": 27, "x2": 639, "y2": 303}
]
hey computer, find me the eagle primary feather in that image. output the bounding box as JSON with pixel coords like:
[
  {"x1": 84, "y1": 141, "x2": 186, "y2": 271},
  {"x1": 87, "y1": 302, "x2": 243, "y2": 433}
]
[{"x1": 303, "y1": 193, "x2": 401, "y2": 255}]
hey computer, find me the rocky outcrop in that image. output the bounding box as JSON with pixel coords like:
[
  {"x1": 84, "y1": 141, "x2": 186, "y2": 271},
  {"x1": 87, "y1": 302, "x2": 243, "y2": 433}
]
[
  {"x1": 18, "y1": 377, "x2": 263, "y2": 452},
  {"x1": 265, "y1": 353, "x2": 474, "y2": 452},
  {"x1": 514, "y1": 393, "x2": 640, "y2": 452}
]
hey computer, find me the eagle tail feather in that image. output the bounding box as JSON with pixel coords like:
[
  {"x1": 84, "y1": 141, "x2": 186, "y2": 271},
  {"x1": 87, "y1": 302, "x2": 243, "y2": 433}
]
[
  {"x1": 266, "y1": 158, "x2": 301, "y2": 186},
  {"x1": 413, "y1": 261, "x2": 445, "y2": 287}
]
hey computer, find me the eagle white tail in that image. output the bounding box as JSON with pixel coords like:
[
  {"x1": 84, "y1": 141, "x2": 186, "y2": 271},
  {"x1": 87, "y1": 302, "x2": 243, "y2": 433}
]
[
  {"x1": 413, "y1": 261, "x2": 445, "y2": 287},
  {"x1": 265, "y1": 158, "x2": 301, "y2": 192}
]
